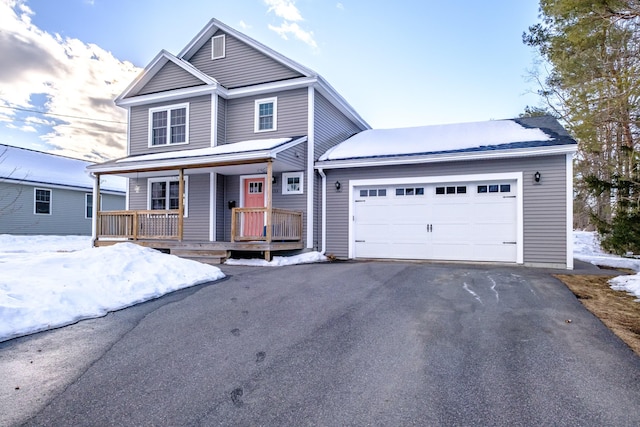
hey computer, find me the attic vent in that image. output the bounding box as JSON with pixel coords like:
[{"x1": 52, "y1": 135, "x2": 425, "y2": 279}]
[{"x1": 212, "y1": 34, "x2": 225, "y2": 59}]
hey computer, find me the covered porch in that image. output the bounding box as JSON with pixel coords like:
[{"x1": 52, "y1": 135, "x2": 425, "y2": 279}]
[{"x1": 87, "y1": 138, "x2": 308, "y2": 262}]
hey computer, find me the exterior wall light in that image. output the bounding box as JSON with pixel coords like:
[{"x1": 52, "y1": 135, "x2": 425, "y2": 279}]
[
  {"x1": 534, "y1": 171, "x2": 541, "y2": 183},
  {"x1": 335, "y1": 181, "x2": 341, "y2": 191}
]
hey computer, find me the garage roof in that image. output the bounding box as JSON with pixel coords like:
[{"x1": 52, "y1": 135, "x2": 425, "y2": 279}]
[{"x1": 317, "y1": 116, "x2": 576, "y2": 166}]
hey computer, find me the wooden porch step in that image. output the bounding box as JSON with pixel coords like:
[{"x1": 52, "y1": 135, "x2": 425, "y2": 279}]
[{"x1": 170, "y1": 249, "x2": 230, "y2": 265}]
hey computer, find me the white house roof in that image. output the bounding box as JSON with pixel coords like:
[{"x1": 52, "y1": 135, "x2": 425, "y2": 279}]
[
  {"x1": 0, "y1": 144, "x2": 126, "y2": 193},
  {"x1": 317, "y1": 116, "x2": 577, "y2": 165}
]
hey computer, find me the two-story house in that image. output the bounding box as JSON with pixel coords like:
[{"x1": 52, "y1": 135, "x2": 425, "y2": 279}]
[
  {"x1": 89, "y1": 18, "x2": 577, "y2": 268},
  {"x1": 87, "y1": 18, "x2": 368, "y2": 262}
]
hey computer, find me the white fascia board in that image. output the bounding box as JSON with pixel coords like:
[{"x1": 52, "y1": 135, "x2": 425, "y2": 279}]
[
  {"x1": 271, "y1": 136, "x2": 308, "y2": 156},
  {"x1": 315, "y1": 144, "x2": 578, "y2": 170},
  {"x1": 1, "y1": 178, "x2": 124, "y2": 195},
  {"x1": 179, "y1": 18, "x2": 316, "y2": 77},
  {"x1": 220, "y1": 77, "x2": 317, "y2": 99},
  {"x1": 116, "y1": 85, "x2": 218, "y2": 107},
  {"x1": 87, "y1": 151, "x2": 274, "y2": 174},
  {"x1": 314, "y1": 77, "x2": 370, "y2": 130},
  {"x1": 115, "y1": 50, "x2": 216, "y2": 103}
]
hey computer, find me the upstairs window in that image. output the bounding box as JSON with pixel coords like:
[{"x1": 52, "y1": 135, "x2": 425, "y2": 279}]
[
  {"x1": 255, "y1": 97, "x2": 277, "y2": 132},
  {"x1": 211, "y1": 34, "x2": 226, "y2": 59},
  {"x1": 149, "y1": 104, "x2": 189, "y2": 147},
  {"x1": 34, "y1": 188, "x2": 51, "y2": 215}
]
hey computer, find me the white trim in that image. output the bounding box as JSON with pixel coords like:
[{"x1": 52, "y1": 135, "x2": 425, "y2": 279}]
[
  {"x1": 225, "y1": 77, "x2": 316, "y2": 99},
  {"x1": 239, "y1": 174, "x2": 267, "y2": 208},
  {"x1": 126, "y1": 106, "x2": 131, "y2": 156},
  {"x1": 147, "y1": 176, "x2": 189, "y2": 217},
  {"x1": 117, "y1": 85, "x2": 217, "y2": 107},
  {"x1": 211, "y1": 34, "x2": 226, "y2": 59},
  {"x1": 316, "y1": 145, "x2": 578, "y2": 170},
  {"x1": 210, "y1": 172, "x2": 216, "y2": 241},
  {"x1": 254, "y1": 97, "x2": 277, "y2": 133},
  {"x1": 347, "y1": 172, "x2": 524, "y2": 264},
  {"x1": 212, "y1": 93, "x2": 218, "y2": 147},
  {"x1": 91, "y1": 175, "x2": 99, "y2": 241},
  {"x1": 33, "y1": 187, "x2": 52, "y2": 215},
  {"x1": 1, "y1": 178, "x2": 124, "y2": 195},
  {"x1": 307, "y1": 86, "x2": 315, "y2": 249},
  {"x1": 318, "y1": 168, "x2": 327, "y2": 254},
  {"x1": 566, "y1": 153, "x2": 574, "y2": 269},
  {"x1": 282, "y1": 172, "x2": 304, "y2": 194},
  {"x1": 148, "y1": 103, "x2": 190, "y2": 148},
  {"x1": 125, "y1": 177, "x2": 130, "y2": 210}
]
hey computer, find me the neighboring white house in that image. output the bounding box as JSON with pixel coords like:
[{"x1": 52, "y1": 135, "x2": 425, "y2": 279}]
[{"x1": 0, "y1": 144, "x2": 126, "y2": 235}]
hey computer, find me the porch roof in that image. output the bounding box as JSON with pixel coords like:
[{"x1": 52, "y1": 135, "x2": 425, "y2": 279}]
[{"x1": 87, "y1": 136, "x2": 306, "y2": 175}]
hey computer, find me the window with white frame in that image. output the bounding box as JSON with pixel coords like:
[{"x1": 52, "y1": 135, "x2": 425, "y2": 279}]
[
  {"x1": 85, "y1": 194, "x2": 93, "y2": 218},
  {"x1": 211, "y1": 34, "x2": 225, "y2": 59},
  {"x1": 34, "y1": 188, "x2": 51, "y2": 214},
  {"x1": 254, "y1": 97, "x2": 277, "y2": 132},
  {"x1": 148, "y1": 177, "x2": 189, "y2": 216},
  {"x1": 149, "y1": 104, "x2": 189, "y2": 147},
  {"x1": 282, "y1": 172, "x2": 304, "y2": 194}
]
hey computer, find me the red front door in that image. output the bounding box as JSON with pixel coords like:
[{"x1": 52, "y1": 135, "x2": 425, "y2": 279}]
[{"x1": 243, "y1": 178, "x2": 265, "y2": 237}]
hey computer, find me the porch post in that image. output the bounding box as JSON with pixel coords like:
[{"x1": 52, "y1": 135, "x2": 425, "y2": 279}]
[
  {"x1": 178, "y1": 168, "x2": 184, "y2": 241},
  {"x1": 92, "y1": 173, "x2": 101, "y2": 247},
  {"x1": 265, "y1": 160, "x2": 273, "y2": 260}
]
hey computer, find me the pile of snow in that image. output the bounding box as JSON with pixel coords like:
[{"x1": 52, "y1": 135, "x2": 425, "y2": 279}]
[
  {"x1": 0, "y1": 239, "x2": 225, "y2": 342},
  {"x1": 225, "y1": 251, "x2": 327, "y2": 267},
  {"x1": 574, "y1": 231, "x2": 640, "y2": 300},
  {"x1": 319, "y1": 119, "x2": 552, "y2": 161}
]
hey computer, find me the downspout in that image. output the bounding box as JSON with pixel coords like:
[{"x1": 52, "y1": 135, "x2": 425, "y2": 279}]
[
  {"x1": 90, "y1": 172, "x2": 99, "y2": 247},
  {"x1": 318, "y1": 167, "x2": 327, "y2": 255}
]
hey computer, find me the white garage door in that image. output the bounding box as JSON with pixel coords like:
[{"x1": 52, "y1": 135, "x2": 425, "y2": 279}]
[{"x1": 353, "y1": 180, "x2": 518, "y2": 262}]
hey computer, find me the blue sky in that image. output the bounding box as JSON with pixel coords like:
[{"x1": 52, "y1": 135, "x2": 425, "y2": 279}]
[{"x1": 0, "y1": 0, "x2": 543, "y2": 160}]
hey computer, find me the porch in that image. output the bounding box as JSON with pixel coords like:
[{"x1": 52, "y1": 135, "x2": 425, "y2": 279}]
[{"x1": 94, "y1": 207, "x2": 304, "y2": 263}]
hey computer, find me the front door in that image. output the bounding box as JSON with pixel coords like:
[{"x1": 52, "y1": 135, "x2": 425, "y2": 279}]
[{"x1": 243, "y1": 178, "x2": 265, "y2": 237}]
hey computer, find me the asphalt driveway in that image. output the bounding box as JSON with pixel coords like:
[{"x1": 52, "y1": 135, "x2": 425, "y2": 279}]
[{"x1": 2, "y1": 261, "x2": 640, "y2": 426}]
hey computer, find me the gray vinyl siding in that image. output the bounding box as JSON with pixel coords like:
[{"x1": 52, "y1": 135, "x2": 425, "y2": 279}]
[
  {"x1": 183, "y1": 173, "x2": 210, "y2": 241},
  {"x1": 221, "y1": 175, "x2": 240, "y2": 242},
  {"x1": 216, "y1": 174, "x2": 226, "y2": 241},
  {"x1": 275, "y1": 144, "x2": 306, "y2": 171},
  {"x1": 0, "y1": 182, "x2": 124, "y2": 235},
  {"x1": 129, "y1": 95, "x2": 212, "y2": 156},
  {"x1": 187, "y1": 31, "x2": 303, "y2": 88},
  {"x1": 314, "y1": 92, "x2": 364, "y2": 160},
  {"x1": 136, "y1": 61, "x2": 205, "y2": 96},
  {"x1": 217, "y1": 96, "x2": 226, "y2": 144},
  {"x1": 128, "y1": 174, "x2": 211, "y2": 241},
  {"x1": 322, "y1": 155, "x2": 568, "y2": 266},
  {"x1": 225, "y1": 88, "x2": 308, "y2": 144}
]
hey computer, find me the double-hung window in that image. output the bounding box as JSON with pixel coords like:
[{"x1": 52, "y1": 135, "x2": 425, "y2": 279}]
[
  {"x1": 34, "y1": 188, "x2": 51, "y2": 215},
  {"x1": 85, "y1": 194, "x2": 93, "y2": 218},
  {"x1": 148, "y1": 177, "x2": 188, "y2": 216},
  {"x1": 149, "y1": 103, "x2": 189, "y2": 146},
  {"x1": 254, "y1": 97, "x2": 277, "y2": 132},
  {"x1": 282, "y1": 172, "x2": 304, "y2": 194}
]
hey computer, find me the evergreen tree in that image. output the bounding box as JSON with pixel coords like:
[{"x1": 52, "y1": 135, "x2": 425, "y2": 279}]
[{"x1": 524, "y1": 0, "x2": 640, "y2": 254}]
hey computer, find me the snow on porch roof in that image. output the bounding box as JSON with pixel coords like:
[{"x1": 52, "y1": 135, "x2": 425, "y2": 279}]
[{"x1": 318, "y1": 117, "x2": 575, "y2": 162}]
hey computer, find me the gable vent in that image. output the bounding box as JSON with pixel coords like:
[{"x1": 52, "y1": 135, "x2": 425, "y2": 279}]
[{"x1": 212, "y1": 34, "x2": 226, "y2": 60}]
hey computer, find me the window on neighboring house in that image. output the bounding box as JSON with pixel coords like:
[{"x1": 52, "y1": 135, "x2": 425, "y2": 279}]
[
  {"x1": 211, "y1": 34, "x2": 225, "y2": 59},
  {"x1": 149, "y1": 104, "x2": 189, "y2": 146},
  {"x1": 282, "y1": 172, "x2": 304, "y2": 194},
  {"x1": 148, "y1": 177, "x2": 189, "y2": 216},
  {"x1": 86, "y1": 194, "x2": 93, "y2": 219},
  {"x1": 255, "y1": 97, "x2": 277, "y2": 132},
  {"x1": 34, "y1": 188, "x2": 51, "y2": 215}
]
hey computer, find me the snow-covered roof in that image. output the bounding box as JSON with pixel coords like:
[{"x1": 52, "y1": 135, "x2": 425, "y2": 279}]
[
  {"x1": 318, "y1": 116, "x2": 576, "y2": 163},
  {"x1": 0, "y1": 144, "x2": 126, "y2": 193}
]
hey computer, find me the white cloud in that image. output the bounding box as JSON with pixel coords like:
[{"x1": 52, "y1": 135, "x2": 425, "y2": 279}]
[
  {"x1": 336, "y1": 2, "x2": 344, "y2": 10},
  {"x1": 239, "y1": 20, "x2": 251, "y2": 29},
  {"x1": 0, "y1": 0, "x2": 140, "y2": 161},
  {"x1": 263, "y1": 0, "x2": 317, "y2": 49}
]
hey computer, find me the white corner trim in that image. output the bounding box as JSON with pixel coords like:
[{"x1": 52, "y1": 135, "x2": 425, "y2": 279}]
[
  {"x1": 212, "y1": 93, "x2": 218, "y2": 147},
  {"x1": 307, "y1": 86, "x2": 315, "y2": 249},
  {"x1": 126, "y1": 106, "x2": 131, "y2": 156},
  {"x1": 210, "y1": 172, "x2": 216, "y2": 242},
  {"x1": 347, "y1": 172, "x2": 525, "y2": 263},
  {"x1": 566, "y1": 153, "x2": 574, "y2": 269}
]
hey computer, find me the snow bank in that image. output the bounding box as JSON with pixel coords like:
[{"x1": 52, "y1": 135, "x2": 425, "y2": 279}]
[{"x1": 225, "y1": 251, "x2": 327, "y2": 267}]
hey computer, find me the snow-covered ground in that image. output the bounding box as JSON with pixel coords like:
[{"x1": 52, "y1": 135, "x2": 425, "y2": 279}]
[{"x1": 0, "y1": 232, "x2": 638, "y2": 343}]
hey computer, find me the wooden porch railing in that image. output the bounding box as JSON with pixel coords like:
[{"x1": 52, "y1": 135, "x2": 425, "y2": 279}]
[
  {"x1": 231, "y1": 208, "x2": 303, "y2": 242},
  {"x1": 97, "y1": 210, "x2": 180, "y2": 240}
]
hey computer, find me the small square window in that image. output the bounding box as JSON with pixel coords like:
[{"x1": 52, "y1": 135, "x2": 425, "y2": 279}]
[
  {"x1": 406, "y1": 188, "x2": 415, "y2": 196},
  {"x1": 416, "y1": 187, "x2": 424, "y2": 195},
  {"x1": 368, "y1": 189, "x2": 378, "y2": 197},
  {"x1": 500, "y1": 184, "x2": 511, "y2": 193},
  {"x1": 436, "y1": 187, "x2": 445, "y2": 195},
  {"x1": 446, "y1": 186, "x2": 456, "y2": 194},
  {"x1": 477, "y1": 185, "x2": 488, "y2": 193},
  {"x1": 378, "y1": 189, "x2": 387, "y2": 197},
  {"x1": 489, "y1": 185, "x2": 499, "y2": 193},
  {"x1": 396, "y1": 188, "x2": 405, "y2": 196},
  {"x1": 457, "y1": 186, "x2": 467, "y2": 194},
  {"x1": 282, "y1": 172, "x2": 303, "y2": 194},
  {"x1": 360, "y1": 189, "x2": 368, "y2": 197}
]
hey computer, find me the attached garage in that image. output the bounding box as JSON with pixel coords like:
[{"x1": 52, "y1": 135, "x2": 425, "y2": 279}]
[{"x1": 316, "y1": 116, "x2": 577, "y2": 269}]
